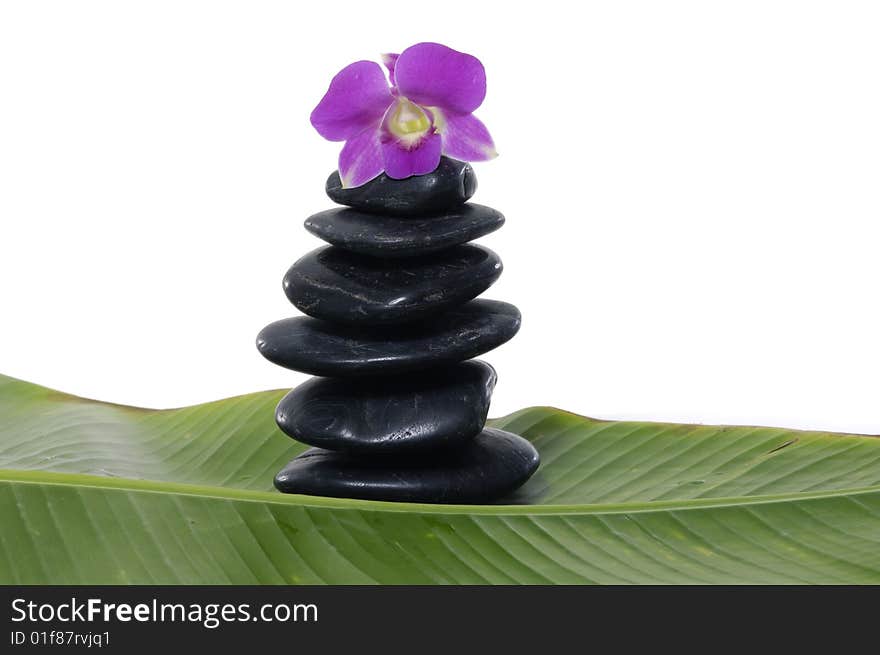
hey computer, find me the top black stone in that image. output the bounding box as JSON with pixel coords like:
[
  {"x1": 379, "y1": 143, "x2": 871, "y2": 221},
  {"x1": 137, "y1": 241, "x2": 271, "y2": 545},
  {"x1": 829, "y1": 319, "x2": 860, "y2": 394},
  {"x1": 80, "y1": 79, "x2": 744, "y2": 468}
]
[{"x1": 326, "y1": 157, "x2": 477, "y2": 216}]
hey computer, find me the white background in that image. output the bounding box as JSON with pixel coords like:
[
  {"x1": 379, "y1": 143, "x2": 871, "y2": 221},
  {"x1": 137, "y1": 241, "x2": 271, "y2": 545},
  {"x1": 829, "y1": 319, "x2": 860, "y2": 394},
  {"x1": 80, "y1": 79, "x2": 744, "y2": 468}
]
[{"x1": 1, "y1": 1, "x2": 878, "y2": 433}]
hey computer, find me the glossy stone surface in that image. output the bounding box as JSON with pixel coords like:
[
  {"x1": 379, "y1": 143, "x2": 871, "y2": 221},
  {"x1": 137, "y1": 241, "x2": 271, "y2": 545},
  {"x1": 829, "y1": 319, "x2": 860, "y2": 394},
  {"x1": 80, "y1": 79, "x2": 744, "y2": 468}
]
[
  {"x1": 304, "y1": 204, "x2": 505, "y2": 258},
  {"x1": 326, "y1": 157, "x2": 476, "y2": 216},
  {"x1": 275, "y1": 361, "x2": 496, "y2": 454},
  {"x1": 256, "y1": 299, "x2": 521, "y2": 377},
  {"x1": 274, "y1": 428, "x2": 540, "y2": 503},
  {"x1": 282, "y1": 244, "x2": 502, "y2": 325}
]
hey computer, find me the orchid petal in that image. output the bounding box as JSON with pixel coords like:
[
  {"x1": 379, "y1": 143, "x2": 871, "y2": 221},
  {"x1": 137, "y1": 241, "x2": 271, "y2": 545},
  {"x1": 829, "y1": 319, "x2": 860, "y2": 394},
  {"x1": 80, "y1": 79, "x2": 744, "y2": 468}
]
[
  {"x1": 395, "y1": 42, "x2": 487, "y2": 115},
  {"x1": 381, "y1": 53, "x2": 399, "y2": 88},
  {"x1": 338, "y1": 126, "x2": 384, "y2": 188},
  {"x1": 381, "y1": 130, "x2": 442, "y2": 180},
  {"x1": 310, "y1": 61, "x2": 393, "y2": 142},
  {"x1": 433, "y1": 108, "x2": 498, "y2": 161}
]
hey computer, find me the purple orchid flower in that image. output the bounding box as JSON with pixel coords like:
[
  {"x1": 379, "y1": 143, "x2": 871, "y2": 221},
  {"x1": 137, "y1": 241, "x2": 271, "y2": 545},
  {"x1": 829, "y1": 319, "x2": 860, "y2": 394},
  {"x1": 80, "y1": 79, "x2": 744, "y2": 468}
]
[{"x1": 310, "y1": 42, "x2": 497, "y2": 188}]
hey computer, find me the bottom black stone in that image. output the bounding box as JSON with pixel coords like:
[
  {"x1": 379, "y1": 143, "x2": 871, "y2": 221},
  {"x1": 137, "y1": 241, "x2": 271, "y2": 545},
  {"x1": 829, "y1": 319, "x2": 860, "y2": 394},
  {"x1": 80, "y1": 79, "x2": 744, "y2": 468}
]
[{"x1": 274, "y1": 428, "x2": 540, "y2": 504}]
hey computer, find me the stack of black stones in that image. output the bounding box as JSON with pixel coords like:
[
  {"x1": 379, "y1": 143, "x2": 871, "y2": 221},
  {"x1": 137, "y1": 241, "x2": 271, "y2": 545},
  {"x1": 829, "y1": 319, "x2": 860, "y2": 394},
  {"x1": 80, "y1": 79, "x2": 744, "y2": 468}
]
[{"x1": 256, "y1": 157, "x2": 539, "y2": 503}]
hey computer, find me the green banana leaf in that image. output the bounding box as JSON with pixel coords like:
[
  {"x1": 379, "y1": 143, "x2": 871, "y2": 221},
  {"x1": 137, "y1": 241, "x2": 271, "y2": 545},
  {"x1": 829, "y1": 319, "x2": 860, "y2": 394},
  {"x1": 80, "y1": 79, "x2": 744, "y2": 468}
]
[{"x1": 2, "y1": 372, "x2": 880, "y2": 584}]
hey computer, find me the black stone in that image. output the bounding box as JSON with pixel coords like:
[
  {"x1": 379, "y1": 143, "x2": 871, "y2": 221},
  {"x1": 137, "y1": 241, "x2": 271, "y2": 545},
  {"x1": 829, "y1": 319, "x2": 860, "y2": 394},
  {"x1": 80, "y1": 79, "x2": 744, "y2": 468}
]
[
  {"x1": 326, "y1": 157, "x2": 476, "y2": 216},
  {"x1": 304, "y1": 204, "x2": 505, "y2": 258},
  {"x1": 275, "y1": 361, "x2": 497, "y2": 455},
  {"x1": 274, "y1": 428, "x2": 540, "y2": 503},
  {"x1": 256, "y1": 299, "x2": 521, "y2": 377},
  {"x1": 282, "y1": 245, "x2": 502, "y2": 325}
]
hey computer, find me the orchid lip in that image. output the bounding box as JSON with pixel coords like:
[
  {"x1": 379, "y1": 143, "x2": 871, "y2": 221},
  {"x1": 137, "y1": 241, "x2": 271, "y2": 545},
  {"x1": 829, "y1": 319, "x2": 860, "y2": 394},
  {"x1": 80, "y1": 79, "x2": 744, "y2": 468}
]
[{"x1": 386, "y1": 98, "x2": 432, "y2": 141}]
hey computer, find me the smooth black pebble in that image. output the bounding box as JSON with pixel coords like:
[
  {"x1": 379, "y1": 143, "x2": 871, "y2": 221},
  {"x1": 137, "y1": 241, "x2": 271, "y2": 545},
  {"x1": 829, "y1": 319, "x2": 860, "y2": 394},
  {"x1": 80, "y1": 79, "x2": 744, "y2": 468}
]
[
  {"x1": 282, "y1": 244, "x2": 502, "y2": 325},
  {"x1": 304, "y1": 204, "x2": 505, "y2": 258},
  {"x1": 275, "y1": 361, "x2": 496, "y2": 454},
  {"x1": 256, "y1": 299, "x2": 521, "y2": 377},
  {"x1": 326, "y1": 157, "x2": 476, "y2": 216},
  {"x1": 274, "y1": 428, "x2": 540, "y2": 503}
]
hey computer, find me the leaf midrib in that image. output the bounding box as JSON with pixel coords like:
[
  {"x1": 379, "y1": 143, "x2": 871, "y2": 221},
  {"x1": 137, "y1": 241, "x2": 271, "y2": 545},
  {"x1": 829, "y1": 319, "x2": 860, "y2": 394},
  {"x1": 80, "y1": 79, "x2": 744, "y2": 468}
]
[{"x1": 3, "y1": 467, "x2": 878, "y2": 517}]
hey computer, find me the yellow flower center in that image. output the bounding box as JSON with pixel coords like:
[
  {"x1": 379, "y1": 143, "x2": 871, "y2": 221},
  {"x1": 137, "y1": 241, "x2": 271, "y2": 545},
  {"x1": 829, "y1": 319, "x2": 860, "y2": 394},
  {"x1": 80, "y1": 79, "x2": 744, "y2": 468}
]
[{"x1": 387, "y1": 98, "x2": 431, "y2": 140}]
